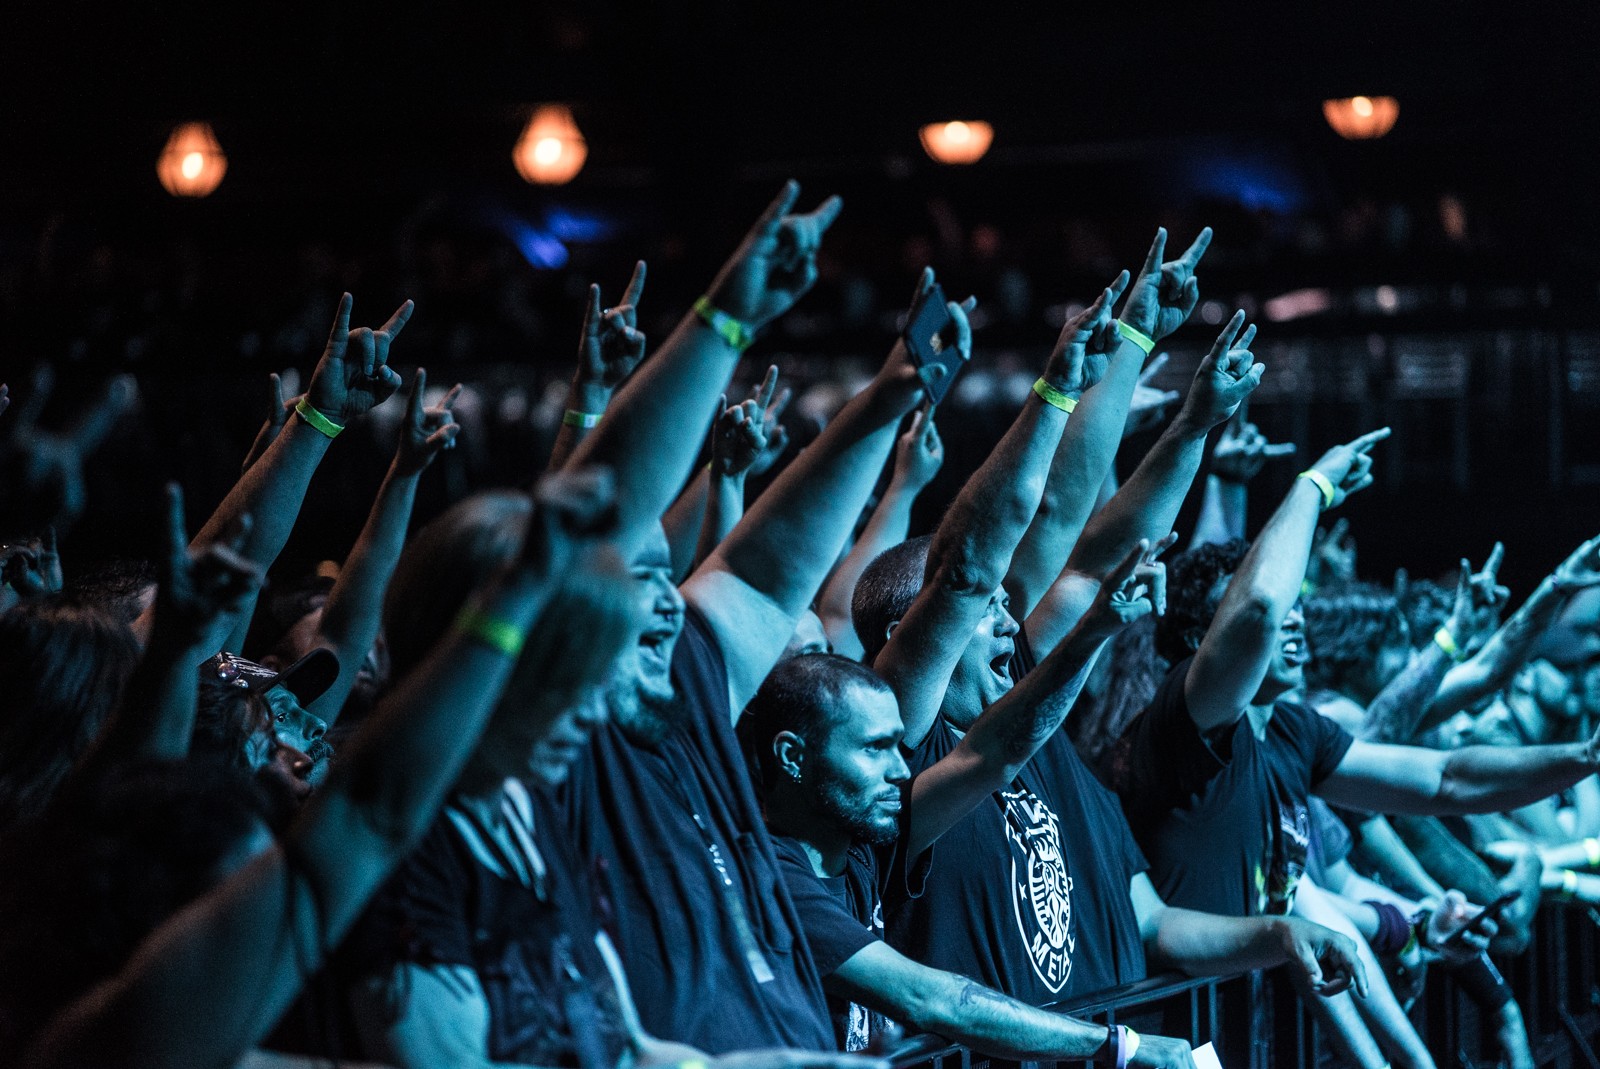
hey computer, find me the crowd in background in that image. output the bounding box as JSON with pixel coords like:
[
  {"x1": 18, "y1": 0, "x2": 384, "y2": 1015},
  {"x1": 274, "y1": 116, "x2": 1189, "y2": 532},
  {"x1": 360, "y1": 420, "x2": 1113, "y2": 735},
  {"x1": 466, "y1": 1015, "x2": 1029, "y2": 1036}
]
[{"x1": 2, "y1": 180, "x2": 1599, "y2": 1069}]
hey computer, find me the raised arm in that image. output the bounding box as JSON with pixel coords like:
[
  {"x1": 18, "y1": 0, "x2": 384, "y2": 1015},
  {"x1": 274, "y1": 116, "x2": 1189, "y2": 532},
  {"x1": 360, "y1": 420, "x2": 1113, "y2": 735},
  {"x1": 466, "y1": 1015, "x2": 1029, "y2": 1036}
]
[
  {"x1": 691, "y1": 368, "x2": 784, "y2": 573},
  {"x1": 1184, "y1": 428, "x2": 1389, "y2": 732},
  {"x1": 1189, "y1": 418, "x2": 1295, "y2": 549},
  {"x1": 1006, "y1": 228, "x2": 1210, "y2": 621},
  {"x1": 566, "y1": 182, "x2": 841, "y2": 558},
  {"x1": 21, "y1": 469, "x2": 619, "y2": 1069},
  {"x1": 906, "y1": 539, "x2": 1165, "y2": 858},
  {"x1": 1027, "y1": 314, "x2": 1264, "y2": 656},
  {"x1": 682, "y1": 273, "x2": 948, "y2": 716},
  {"x1": 309, "y1": 370, "x2": 461, "y2": 726},
  {"x1": 80, "y1": 484, "x2": 261, "y2": 771},
  {"x1": 875, "y1": 276, "x2": 1127, "y2": 748},
  {"x1": 1361, "y1": 566, "x2": 1491, "y2": 743},
  {"x1": 546, "y1": 262, "x2": 647, "y2": 472},
  {"x1": 1429, "y1": 535, "x2": 1600, "y2": 721},
  {"x1": 816, "y1": 405, "x2": 943, "y2": 661},
  {"x1": 1317, "y1": 732, "x2": 1600, "y2": 816},
  {"x1": 198, "y1": 295, "x2": 411, "y2": 654}
]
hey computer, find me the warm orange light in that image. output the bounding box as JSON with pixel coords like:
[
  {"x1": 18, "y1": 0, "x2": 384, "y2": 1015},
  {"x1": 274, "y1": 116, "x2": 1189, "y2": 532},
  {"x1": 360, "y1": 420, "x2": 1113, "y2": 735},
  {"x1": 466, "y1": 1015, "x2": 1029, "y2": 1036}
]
[
  {"x1": 919, "y1": 120, "x2": 994, "y2": 165},
  {"x1": 1322, "y1": 96, "x2": 1399, "y2": 140},
  {"x1": 157, "y1": 122, "x2": 227, "y2": 197},
  {"x1": 513, "y1": 104, "x2": 587, "y2": 185}
]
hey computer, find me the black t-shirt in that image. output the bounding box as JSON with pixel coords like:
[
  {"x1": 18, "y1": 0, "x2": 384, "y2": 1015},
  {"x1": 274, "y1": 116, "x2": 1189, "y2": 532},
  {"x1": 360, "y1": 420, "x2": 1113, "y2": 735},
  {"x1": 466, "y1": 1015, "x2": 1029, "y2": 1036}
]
[
  {"x1": 1305, "y1": 796, "x2": 1354, "y2": 887},
  {"x1": 273, "y1": 782, "x2": 629, "y2": 1067},
  {"x1": 555, "y1": 605, "x2": 833, "y2": 1053},
  {"x1": 1108, "y1": 657, "x2": 1355, "y2": 917},
  {"x1": 886, "y1": 714, "x2": 1149, "y2": 1005},
  {"x1": 770, "y1": 807, "x2": 932, "y2": 1051}
]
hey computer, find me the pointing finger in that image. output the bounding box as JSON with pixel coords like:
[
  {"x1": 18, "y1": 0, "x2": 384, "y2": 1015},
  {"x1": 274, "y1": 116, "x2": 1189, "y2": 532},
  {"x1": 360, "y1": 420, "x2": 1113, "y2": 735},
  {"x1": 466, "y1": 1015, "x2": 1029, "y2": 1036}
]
[
  {"x1": 380, "y1": 299, "x2": 415, "y2": 339},
  {"x1": 1178, "y1": 226, "x2": 1214, "y2": 269},
  {"x1": 1349, "y1": 426, "x2": 1393, "y2": 453},
  {"x1": 750, "y1": 180, "x2": 801, "y2": 244},
  {"x1": 1139, "y1": 228, "x2": 1167, "y2": 277},
  {"x1": 325, "y1": 293, "x2": 354, "y2": 352},
  {"x1": 406, "y1": 368, "x2": 427, "y2": 428},
  {"x1": 621, "y1": 260, "x2": 647, "y2": 309}
]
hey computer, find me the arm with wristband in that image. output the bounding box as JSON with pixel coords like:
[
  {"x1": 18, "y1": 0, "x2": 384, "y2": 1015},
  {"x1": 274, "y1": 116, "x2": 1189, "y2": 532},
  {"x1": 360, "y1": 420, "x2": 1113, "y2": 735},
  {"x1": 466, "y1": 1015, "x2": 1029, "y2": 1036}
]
[
  {"x1": 188, "y1": 293, "x2": 412, "y2": 656},
  {"x1": 308, "y1": 369, "x2": 462, "y2": 726},
  {"x1": 1027, "y1": 312, "x2": 1267, "y2": 659},
  {"x1": 546, "y1": 262, "x2": 647, "y2": 473},
  {"x1": 20, "y1": 468, "x2": 620, "y2": 1069},
  {"x1": 683, "y1": 268, "x2": 954, "y2": 718},
  {"x1": 1427, "y1": 534, "x2": 1600, "y2": 723},
  {"x1": 1182, "y1": 427, "x2": 1391, "y2": 732},
  {"x1": 563, "y1": 181, "x2": 841, "y2": 559},
  {"x1": 1007, "y1": 227, "x2": 1212, "y2": 626},
  {"x1": 872, "y1": 272, "x2": 1125, "y2": 749}
]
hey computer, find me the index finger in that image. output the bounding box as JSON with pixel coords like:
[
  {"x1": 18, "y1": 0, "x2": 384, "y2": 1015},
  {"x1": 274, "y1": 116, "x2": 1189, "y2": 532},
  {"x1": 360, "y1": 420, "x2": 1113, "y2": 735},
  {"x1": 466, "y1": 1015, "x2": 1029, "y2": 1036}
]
[
  {"x1": 749, "y1": 180, "x2": 801, "y2": 243},
  {"x1": 1261, "y1": 442, "x2": 1297, "y2": 457},
  {"x1": 1138, "y1": 228, "x2": 1167, "y2": 277},
  {"x1": 406, "y1": 368, "x2": 427, "y2": 426},
  {"x1": 1108, "y1": 538, "x2": 1150, "y2": 592},
  {"x1": 1483, "y1": 541, "x2": 1505, "y2": 580},
  {"x1": 1177, "y1": 226, "x2": 1214, "y2": 268},
  {"x1": 1348, "y1": 426, "x2": 1392, "y2": 453},
  {"x1": 807, "y1": 194, "x2": 844, "y2": 235},
  {"x1": 439, "y1": 383, "x2": 464, "y2": 412},
  {"x1": 766, "y1": 384, "x2": 793, "y2": 421},
  {"x1": 165, "y1": 482, "x2": 189, "y2": 566},
  {"x1": 753, "y1": 365, "x2": 780, "y2": 410},
  {"x1": 380, "y1": 299, "x2": 415, "y2": 338},
  {"x1": 326, "y1": 293, "x2": 354, "y2": 349},
  {"x1": 621, "y1": 260, "x2": 647, "y2": 308}
]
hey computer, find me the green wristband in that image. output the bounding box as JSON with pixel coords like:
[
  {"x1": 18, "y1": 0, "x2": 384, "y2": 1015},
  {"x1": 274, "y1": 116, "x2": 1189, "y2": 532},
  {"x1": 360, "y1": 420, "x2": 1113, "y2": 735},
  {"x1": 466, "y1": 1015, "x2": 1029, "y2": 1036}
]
[
  {"x1": 562, "y1": 409, "x2": 602, "y2": 429},
  {"x1": 1032, "y1": 378, "x2": 1079, "y2": 413},
  {"x1": 294, "y1": 398, "x2": 345, "y2": 439},
  {"x1": 455, "y1": 605, "x2": 527, "y2": 659},
  {"x1": 1298, "y1": 469, "x2": 1337, "y2": 509},
  {"x1": 1114, "y1": 320, "x2": 1157, "y2": 355},
  {"x1": 693, "y1": 296, "x2": 756, "y2": 353},
  {"x1": 1433, "y1": 627, "x2": 1465, "y2": 662}
]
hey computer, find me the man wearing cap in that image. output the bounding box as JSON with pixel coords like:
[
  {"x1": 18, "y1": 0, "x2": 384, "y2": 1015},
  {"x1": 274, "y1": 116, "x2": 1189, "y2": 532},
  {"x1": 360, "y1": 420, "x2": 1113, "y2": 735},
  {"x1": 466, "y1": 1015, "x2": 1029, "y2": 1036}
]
[{"x1": 196, "y1": 648, "x2": 339, "y2": 797}]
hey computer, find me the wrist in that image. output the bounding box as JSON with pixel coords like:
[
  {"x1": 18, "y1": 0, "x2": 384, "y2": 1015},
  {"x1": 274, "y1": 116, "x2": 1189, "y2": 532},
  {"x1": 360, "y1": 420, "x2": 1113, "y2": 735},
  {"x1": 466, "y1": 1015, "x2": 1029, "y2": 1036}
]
[
  {"x1": 568, "y1": 379, "x2": 612, "y2": 416},
  {"x1": 1297, "y1": 468, "x2": 1337, "y2": 510}
]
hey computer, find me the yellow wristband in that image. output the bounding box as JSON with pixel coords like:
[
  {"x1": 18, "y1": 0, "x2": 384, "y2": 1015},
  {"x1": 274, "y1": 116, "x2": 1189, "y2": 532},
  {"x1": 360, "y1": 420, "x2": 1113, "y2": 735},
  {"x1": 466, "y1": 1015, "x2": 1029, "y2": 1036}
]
[
  {"x1": 1433, "y1": 627, "x2": 1464, "y2": 662},
  {"x1": 1585, "y1": 838, "x2": 1600, "y2": 868},
  {"x1": 1124, "y1": 1029, "x2": 1141, "y2": 1063},
  {"x1": 294, "y1": 398, "x2": 345, "y2": 439},
  {"x1": 693, "y1": 296, "x2": 756, "y2": 353},
  {"x1": 1032, "y1": 378, "x2": 1079, "y2": 413},
  {"x1": 674, "y1": 1061, "x2": 708, "y2": 1069},
  {"x1": 562, "y1": 409, "x2": 602, "y2": 429},
  {"x1": 1562, "y1": 869, "x2": 1580, "y2": 896},
  {"x1": 1298, "y1": 469, "x2": 1337, "y2": 509},
  {"x1": 454, "y1": 606, "x2": 527, "y2": 659},
  {"x1": 1114, "y1": 320, "x2": 1157, "y2": 355}
]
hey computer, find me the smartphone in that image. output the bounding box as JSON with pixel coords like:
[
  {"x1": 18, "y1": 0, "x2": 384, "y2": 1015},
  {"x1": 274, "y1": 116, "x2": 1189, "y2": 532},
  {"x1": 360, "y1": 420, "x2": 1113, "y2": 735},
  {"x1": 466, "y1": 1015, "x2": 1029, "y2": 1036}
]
[
  {"x1": 1442, "y1": 890, "x2": 1519, "y2": 947},
  {"x1": 902, "y1": 280, "x2": 967, "y2": 406}
]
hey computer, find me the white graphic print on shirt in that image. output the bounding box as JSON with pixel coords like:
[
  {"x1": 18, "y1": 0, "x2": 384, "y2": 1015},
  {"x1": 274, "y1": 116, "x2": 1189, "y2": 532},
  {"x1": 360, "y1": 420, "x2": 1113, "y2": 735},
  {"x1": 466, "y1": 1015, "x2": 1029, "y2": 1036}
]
[{"x1": 1003, "y1": 786, "x2": 1075, "y2": 993}]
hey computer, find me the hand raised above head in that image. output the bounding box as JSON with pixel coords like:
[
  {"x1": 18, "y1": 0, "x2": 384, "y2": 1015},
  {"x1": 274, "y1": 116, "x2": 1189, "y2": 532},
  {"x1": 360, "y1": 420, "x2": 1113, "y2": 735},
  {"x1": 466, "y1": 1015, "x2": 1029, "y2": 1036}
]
[
  {"x1": 524, "y1": 465, "x2": 620, "y2": 578},
  {"x1": 158, "y1": 483, "x2": 262, "y2": 639},
  {"x1": 1087, "y1": 532, "x2": 1178, "y2": 633},
  {"x1": 711, "y1": 367, "x2": 784, "y2": 479},
  {"x1": 578, "y1": 261, "x2": 649, "y2": 390},
  {"x1": 893, "y1": 403, "x2": 944, "y2": 492},
  {"x1": 1303, "y1": 427, "x2": 1391, "y2": 510},
  {"x1": 706, "y1": 181, "x2": 843, "y2": 330},
  {"x1": 1118, "y1": 226, "x2": 1213, "y2": 343},
  {"x1": 305, "y1": 294, "x2": 411, "y2": 426},
  {"x1": 394, "y1": 368, "x2": 463, "y2": 475},
  {"x1": 1044, "y1": 271, "x2": 1129, "y2": 396},
  {"x1": 1211, "y1": 419, "x2": 1295, "y2": 483},
  {"x1": 1181, "y1": 312, "x2": 1265, "y2": 432}
]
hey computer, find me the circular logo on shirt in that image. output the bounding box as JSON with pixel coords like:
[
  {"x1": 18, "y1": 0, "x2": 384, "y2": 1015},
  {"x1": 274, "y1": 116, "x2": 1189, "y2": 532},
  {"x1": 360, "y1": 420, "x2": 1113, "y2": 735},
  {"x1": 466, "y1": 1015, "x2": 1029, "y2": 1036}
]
[{"x1": 1003, "y1": 786, "x2": 1076, "y2": 993}]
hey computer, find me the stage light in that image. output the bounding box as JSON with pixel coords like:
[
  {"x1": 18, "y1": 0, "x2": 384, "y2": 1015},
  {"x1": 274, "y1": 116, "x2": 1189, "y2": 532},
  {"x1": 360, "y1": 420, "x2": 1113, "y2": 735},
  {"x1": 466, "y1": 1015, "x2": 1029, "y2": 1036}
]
[
  {"x1": 513, "y1": 104, "x2": 587, "y2": 185},
  {"x1": 157, "y1": 122, "x2": 227, "y2": 198},
  {"x1": 1322, "y1": 96, "x2": 1399, "y2": 140},
  {"x1": 919, "y1": 120, "x2": 993, "y2": 165}
]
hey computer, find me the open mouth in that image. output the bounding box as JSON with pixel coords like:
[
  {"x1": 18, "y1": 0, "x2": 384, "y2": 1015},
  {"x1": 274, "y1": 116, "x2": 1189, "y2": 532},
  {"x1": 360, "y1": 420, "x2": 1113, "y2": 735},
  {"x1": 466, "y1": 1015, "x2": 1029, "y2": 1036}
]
[
  {"x1": 1281, "y1": 635, "x2": 1308, "y2": 667},
  {"x1": 989, "y1": 643, "x2": 1015, "y2": 685}
]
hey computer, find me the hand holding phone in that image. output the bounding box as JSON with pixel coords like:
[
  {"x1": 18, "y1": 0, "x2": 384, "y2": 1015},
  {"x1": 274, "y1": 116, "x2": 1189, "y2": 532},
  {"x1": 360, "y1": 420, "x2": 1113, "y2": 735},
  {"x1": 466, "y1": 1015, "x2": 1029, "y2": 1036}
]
[
  {"x1": 1441, "y1": 890, "x2": 1518, "y2": 948},
  {"x1": 902, "y1": 280, "x2": 970, "y2": 406}
]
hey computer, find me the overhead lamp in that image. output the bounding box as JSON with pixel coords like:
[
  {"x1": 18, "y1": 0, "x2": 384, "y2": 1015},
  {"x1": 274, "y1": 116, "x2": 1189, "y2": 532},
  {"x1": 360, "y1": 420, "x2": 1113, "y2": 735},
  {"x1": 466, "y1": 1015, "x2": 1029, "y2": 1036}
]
[
  {"x1": 157, "y1": 122, "x2": 227, "y2": 197},
  {"x1": 919, "y1": 120, "x2": 993, "y2": 165},
  {"x1": 1322, "y1": 96, "x2": 1399, "y2": 140},
  {"x1": 513, "y1": 104, "x2": 587, "y2": 185}
]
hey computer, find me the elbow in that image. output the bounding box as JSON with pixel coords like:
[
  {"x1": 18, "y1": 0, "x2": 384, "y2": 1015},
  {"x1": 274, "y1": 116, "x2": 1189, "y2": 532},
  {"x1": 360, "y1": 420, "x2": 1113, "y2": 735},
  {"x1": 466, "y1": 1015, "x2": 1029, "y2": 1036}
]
[{"x1": 933, "y1": 553, "x2": 1006, "y2": 601}]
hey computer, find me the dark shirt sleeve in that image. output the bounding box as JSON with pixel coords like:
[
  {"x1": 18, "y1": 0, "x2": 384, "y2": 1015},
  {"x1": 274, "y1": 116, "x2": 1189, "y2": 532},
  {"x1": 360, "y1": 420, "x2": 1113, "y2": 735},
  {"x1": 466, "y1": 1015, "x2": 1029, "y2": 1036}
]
[
  {"x1": 1303, "y1": 703, "x2": 1356, "y2": 787},
  {"x1": 772, "y1": 839, "x2": 878, "y2": 978},
  {"x1": 349, "y1": 820, "x2": 475, "y2": 975},
  {"x1": 1104, "y1": 657, "x2": 1233, "y2": 828}
]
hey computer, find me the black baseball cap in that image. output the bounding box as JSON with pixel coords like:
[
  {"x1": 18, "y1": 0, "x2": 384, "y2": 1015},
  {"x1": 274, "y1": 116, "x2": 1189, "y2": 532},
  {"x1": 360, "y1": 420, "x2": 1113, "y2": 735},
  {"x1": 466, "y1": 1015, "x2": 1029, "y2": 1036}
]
[{"x1": 200, "y1": 648, "x2": 340, "y2": 706}]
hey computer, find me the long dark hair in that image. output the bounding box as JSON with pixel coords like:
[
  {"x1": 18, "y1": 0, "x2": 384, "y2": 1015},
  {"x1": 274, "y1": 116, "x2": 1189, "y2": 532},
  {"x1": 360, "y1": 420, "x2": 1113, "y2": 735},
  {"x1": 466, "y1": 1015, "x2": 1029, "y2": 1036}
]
[{"x1": 0, "y1": 599, "x2": 140, "y2": 828}]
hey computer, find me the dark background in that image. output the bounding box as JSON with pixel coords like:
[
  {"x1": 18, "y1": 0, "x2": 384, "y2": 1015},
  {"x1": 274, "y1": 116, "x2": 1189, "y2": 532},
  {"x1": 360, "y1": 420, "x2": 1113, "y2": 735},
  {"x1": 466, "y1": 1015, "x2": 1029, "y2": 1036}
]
[{"x1": 4, "y1": 1, "x2": 1600, "y2": 591}]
